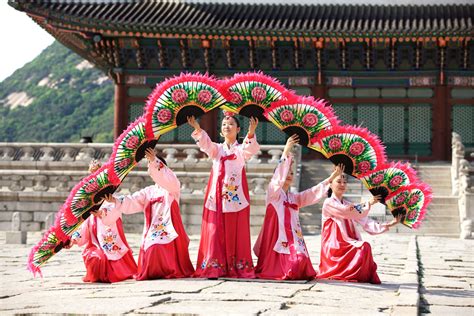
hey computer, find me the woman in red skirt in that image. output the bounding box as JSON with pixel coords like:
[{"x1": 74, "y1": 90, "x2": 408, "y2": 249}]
[
  {"x1": 101, "y1": 148, "x2": 194, "y2": 280},
  {"x1": 68, "y1": 160, "x2": 137, "y2": 283},
  {"x1": 254, "y1": 135, "x2": 343, "y2": 280},
  {"x1": 318, "y1": 173, "x2": 401, "y2": 284},
  {"x1": 187, "y1": 112, "x2": 259, "y2": 278}
]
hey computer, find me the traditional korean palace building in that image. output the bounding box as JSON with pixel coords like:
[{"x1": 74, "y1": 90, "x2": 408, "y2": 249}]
[{"x1": 9, "y1": 0, "x2": 474, "y2": 160}]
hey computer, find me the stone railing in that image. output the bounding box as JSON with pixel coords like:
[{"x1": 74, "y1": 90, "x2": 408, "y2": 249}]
[
  {"x1": 451, "y1": 133, "x2": 474, "y2": 239},
  {"x1": 0, "y1": 142, "x2": 301, "y2": 235}
]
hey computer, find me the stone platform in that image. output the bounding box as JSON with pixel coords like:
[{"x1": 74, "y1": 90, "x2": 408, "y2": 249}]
[{"x1": 1, "y1": 232, "x2": 472, "y2": 315}]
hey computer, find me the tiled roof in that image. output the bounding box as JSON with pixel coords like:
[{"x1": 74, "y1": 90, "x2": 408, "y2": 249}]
[{"x1": 9, "y1": 0, "x2": 474, "y2": 37}]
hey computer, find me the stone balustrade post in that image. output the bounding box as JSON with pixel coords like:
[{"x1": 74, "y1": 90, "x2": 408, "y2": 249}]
[
  {"x1": 183, "y1": 148, "x2": 199, "y2": 163},
  {"x1": 180, "y1": 176, "x2": 193, "y2": 193},
  {"x1": 5, "y1": 212, "x2": 27, "y2": 244},
  {"x1": 267, "y1": 149, "x2": 283, "y2": 164},
  {"x1": 19, "y1": 146, "x2": 35, "y2": 161},
  {"x1": 162, "y1": 148, "x2": 178, "y2": 163},
  {"x1": 451, "y1": 132, "x2": 465, "y2": 195},
  {"x1": 61, "y1": 147, "x2": 76, "y2": 161},
  {"x1": 56, "y1": 175, "x2": 72, "y2": 192},
  {"x1": 40, "y1": 147, "x2": 56, "y2": 161},
  {"x1": 458, "y1": 159, "x2": 473, "y2": 239},
  {"x1": 0, "y1": 147, "x2": 15, "y2": 161},
  {"x1": 44, "y1": 213, "x2": 55, "y2": 230},
  {"x1": 251, "y1": 178, "x2": 267, "y2": 195},
  {"x1": 247, "y1": 150, "x2": 262, "y2": 164},
  {"x1": 8, "y1": 175, "x2": 25, "y2": 191},
  {"x1": 33, "y1": 175, "x2": 49, "y2": 192},
  {"x1": 77, "y1": 147, "x2": 96, "y2": 161}
]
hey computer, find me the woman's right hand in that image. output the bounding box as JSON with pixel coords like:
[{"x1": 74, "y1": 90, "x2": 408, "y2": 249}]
[
  {"x1": 368, "y1": 194, "x2": 381, "y2": 206},
  {"x1": 283, "y1": 134, "x2": 299, "y2": 156},
  {"x1": 187, "y1": 116, "x2": 201, "y2": 133}
]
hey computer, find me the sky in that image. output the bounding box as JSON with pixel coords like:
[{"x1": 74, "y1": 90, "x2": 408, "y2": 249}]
[{"x1": 0, "y1": 2, "x2": 55, "y2": 82}]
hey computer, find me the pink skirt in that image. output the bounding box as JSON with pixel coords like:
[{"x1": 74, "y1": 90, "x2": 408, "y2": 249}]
[
  {"x1": 194, "y1": 205, "x2": 255, "y2": 278},
  {"x1": 135, "y1": 204, "x2": 195, "y2": 280},
  {"x1": 82, "y1": 248, "x2": 137, "y2": 283},
  {"x1": 255, "y1": 205, "x2": 316, "y2": 280},
  {"x1": 317, "y1": 218, "x2": 381, "y2": 284}
]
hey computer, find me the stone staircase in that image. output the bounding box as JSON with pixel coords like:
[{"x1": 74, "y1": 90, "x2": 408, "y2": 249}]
[
  {"x1": 299, "y1": 161, "x2": 460, "y2": 238},
  {"x1": 392, "y1": 163, "x2": 460, "y2": 238}
]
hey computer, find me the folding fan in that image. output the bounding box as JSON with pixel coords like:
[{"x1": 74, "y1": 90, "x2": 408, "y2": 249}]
[
  {"x1": 108, "y1": 117, "x2": 159, "y2": 184},
  {"x1": 309, "y1": 125, "x2": 387, "y2": 177},
  {"x1": 263, "y1": 96, "x2": 339, "y2": 146},
  {"x1": 360, "y1": 162, "x2": 419, "y2": 204},
  {"x1": 144, "y1": 73, "x2": 226, "y2": 139},
  {"x1": 385, "y1": 183, "x2": 432, "y2": 228},
  {"x1": 220, "y1": 72, "x2": 293, "y2": 121}
]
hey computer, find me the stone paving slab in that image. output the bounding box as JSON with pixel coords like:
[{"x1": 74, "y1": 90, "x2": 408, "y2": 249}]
[
  {"x1": 417, "y1": 237, "x2": 474, "y2": 315},
  {"x1": 0, "y1": 232, "x2": 473, "y2": 315}
]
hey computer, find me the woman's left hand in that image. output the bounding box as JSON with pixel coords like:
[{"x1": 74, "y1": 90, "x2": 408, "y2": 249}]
[
  {"x1": 145, "y1": 147, "x2": 155, "y2": 163},
  {"x1": 368, "y1": 194, "x2": 381, "y2": 206},
  {"x1": 387, "y1": 214, "x2": 404, "y2": 227},
  {"x1": 248, "y1": 117, "x2": 259, "y2": 137}
]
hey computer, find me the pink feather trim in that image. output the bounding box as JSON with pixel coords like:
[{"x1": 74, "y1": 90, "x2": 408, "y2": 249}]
[
  {"x1": 221, "y1": 71, "x2": 292, "y2": 100},
  {"x1": 108, "y1": 117, "x2": 145, "y2": 184},
  {"x1": 310, "y1": 125, "x2": 387, "y2": 166},
  {"x1": 144, "y1": 73, "x2": 221, "y2": 139},
  {"x1": 264, "y1": 95, "x2": 341, "y2": 128}
]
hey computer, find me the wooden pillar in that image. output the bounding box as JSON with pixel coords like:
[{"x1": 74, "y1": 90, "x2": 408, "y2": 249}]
[
  {"x1": 311, "y1": 84, "x2": 327, "y2": 100},
  {"x1": 199, "y1": 110, "x2": 218, "y2": 141},
  {"x1": 114, "y1": 81, "x2": 128, "y2": 139},
  {"x1": 432, "y1": 85, "x2": 449, "y2": 160}
]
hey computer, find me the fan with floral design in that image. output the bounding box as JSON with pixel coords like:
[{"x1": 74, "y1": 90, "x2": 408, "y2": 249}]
[
  {"x1": 144, "y1": 73, "x2": 226, "y2": 139},
  {"x1": 27, "y1": 162, "x2": 118, "y2": 275},
  {"x1": 309, "y1": 125, "x2": 387, "y2": 177},
  {"x1": 360, "y1": 162, "x2": 419, "y2": 204},
  {"x1": 109, "y1": 117, "x2": 159, "y2": 184},
  {"x1": 27, "y1": 229, "x2": 65, "y2": 277},
  {"x1": 263, "y1": 96, "x2": 340, "y2": 146},
  {"x1": 220, "y1": 72, "x2": 292, "y2": 121},
  {"x1": 385, "y1": 183, "x2": 432, "y2": 228}
]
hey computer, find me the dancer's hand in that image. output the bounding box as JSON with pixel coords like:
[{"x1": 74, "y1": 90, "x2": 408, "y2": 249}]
[
  {"x1": 90, "y1": 209, "x2": 104, "y2": 219},
  {"x1": 248, "y1": 117, "x2": 258, "y2": 137},
  {"x1": 63, "y1": 240, "x2": 74, "y2": 249},
  {"x1": 368, "y1": 195, "x2": 381, "y2": 206},
  {"x1": 145, "y1": 147, "x2": 155, "y2": 163},
  {"x1": 283, "y1": 134, "x2": 299, "y2": 156},
  {"x1": 387, "y1": 214, "x2": 403, "y2": 227},
  {"x1": 187, "y1": 116, "x2": 201, "y2": 133},
  {"x1": 102, "y1": 194, "x2": 116, "y2": 204},
  {"x1": 329, "y1": 164, "x2": 345, "y2": 182}
]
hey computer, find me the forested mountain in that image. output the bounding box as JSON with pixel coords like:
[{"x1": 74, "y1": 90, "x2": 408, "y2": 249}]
[{"x1": 0, "y1": 41, "x2": 114, "y2": 143}]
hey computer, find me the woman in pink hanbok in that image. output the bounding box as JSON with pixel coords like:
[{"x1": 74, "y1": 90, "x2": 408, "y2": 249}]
[
  {"x1": 68, "y1": 160, "x2": 137, "y2": 283},
  {"x1": 254, "y1": 135, "x2": 343, "y2": 280},
  {"x1": 317, "y1": 173, "x2": 401, "y2": 284},
  {"x1": 101, "y1": 148, "x2": 194, "y2": 280},
  {"x1": 187, "y1": 113, "x2": 259, "y2": 278}
]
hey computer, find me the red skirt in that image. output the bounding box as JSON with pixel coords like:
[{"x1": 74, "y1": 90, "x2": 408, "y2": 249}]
[
  {"x1": 317, "y1": 218, "x2": 381, "y2": 284},
  {"x1": 82, "y1": 248, "x2": 137, "y2": 283},
  {"x1": 135, "y1": 204, "x2": 195, "y2": 280},
  {"x1": 255, "y1": 205, "x2": 316, "y2": 280},
  {"x1": 194, "y1": 205, "x2": 255, "y2": 278}
]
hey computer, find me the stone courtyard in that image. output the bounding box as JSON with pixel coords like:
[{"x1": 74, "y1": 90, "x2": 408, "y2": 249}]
[{"x1": 1, "y1": 232, "x2": 472, "y2": 315}]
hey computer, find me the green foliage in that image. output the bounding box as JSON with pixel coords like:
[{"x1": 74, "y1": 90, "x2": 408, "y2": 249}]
[{"x1": 0, "y1": 41, "x2": 114, "y2": 143}]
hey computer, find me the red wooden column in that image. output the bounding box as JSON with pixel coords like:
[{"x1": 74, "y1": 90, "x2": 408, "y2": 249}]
[
  {"x1": 311, "y1": 85, "x2": 327, "y2": 100},
  {"x1": 114, "y1": 79, "x2": 129, "y2": 139},
  {"x1": 199, "y1": 110, "x2": 219, "y2": 141},
  {"x1": 431, "y1": 38, "x2": 450, "y2": 161},
  {"x1": 432, "y1": 85, "x2": 449, "y2": 160}
]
